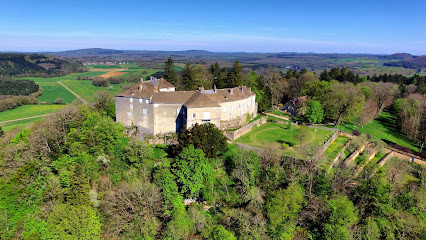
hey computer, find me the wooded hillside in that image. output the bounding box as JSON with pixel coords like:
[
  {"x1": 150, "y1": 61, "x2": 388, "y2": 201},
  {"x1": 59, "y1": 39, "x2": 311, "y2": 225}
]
[{"x1": 0, "y1": 53, "x2": 86, "y2": 77}]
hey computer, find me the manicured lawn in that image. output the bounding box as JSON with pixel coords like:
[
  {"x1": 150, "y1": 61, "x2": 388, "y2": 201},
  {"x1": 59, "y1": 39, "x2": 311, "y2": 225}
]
[
  {"x1": 235, "y1": 122, "x2": 333, "y2": 158},
  {"x1": 338, "y1": 112, "x2": 420, "y2": 153},
  {"x1": 323, "y1": 136, "x2": 349, "y2": 161},
  {"x1": 37, "y1": 82, "x2": 76, "y2": 103}
]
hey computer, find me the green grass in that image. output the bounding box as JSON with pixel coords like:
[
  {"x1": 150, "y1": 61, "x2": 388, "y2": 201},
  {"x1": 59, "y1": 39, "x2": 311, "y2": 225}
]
[
  {"x1": 323, "y1": 136, "x2": 349, "y2": 161},
  {"x1": 235, "y1": 122, "x2": 333, "y2": 158},
  {"x1": 267, "y1": 115, "x2": 290, "y2": 123},
  {"x1": 61, "y1": 80, "x2": 131, "y2": 102},
  {"x1": 0, "y1": 105, "x2": 65, "y2": 122},
  {"x1": 338, "y1": 111, "x2": 420, "y2": 153},
  {"x1": 249, "y1": 114, "x2": 265, "y2": 123},
  {"x1": 271, "y1": 110, "x2": 290, "y2": 118},
  {"x1": 0, "y1": 117, "x2": 45, "y2": 131},
  {"x1": 86, "y1": 64, "x2": 126, "y2": 69},
  {"x1": 37, "y1": 82, "x2": 76, "y2": 103}
]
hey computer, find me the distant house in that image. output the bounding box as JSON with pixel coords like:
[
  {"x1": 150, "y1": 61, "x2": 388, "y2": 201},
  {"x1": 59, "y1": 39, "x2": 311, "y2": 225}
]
[
  {"x1": 115, "y1": 77, "x2": 257, "y2": 135},
  {"x1": 282, "y1": 96, "x2": 308, "y2": 116}
]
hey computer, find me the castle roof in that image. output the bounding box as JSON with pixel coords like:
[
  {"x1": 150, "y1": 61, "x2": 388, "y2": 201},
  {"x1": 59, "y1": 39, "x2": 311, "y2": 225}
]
[
  {"x1": 116, "y1": 78, "x2": 255, "y2": 108},
  {"x1": 184, "y1": 92, "x2": 221, "y2": 108}
]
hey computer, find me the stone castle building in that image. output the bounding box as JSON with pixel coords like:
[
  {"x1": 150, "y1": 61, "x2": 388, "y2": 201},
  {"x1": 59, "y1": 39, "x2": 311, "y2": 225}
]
[{"x1": 115, "y1": 77, "x2": 257, "y2": 135}]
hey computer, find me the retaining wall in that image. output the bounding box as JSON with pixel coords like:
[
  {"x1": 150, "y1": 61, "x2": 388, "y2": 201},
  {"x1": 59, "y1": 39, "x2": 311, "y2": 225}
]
[{"x1": 226, "y1": 116, "x2": 267, "y2": 141}]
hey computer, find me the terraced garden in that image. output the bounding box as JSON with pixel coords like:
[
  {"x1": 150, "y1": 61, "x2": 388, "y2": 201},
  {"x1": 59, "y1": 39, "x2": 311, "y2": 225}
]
[{"x1": 323, "y1": 136, "x2": 349, "y2": 161}]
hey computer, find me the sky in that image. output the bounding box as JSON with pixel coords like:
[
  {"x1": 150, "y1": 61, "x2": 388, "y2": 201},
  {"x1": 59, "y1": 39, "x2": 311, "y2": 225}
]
[{"x1": 0, "y1": 0, "x2": 425, "y2": 54}]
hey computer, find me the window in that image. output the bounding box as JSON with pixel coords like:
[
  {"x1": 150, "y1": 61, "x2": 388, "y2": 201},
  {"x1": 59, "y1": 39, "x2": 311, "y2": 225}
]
[
  {"x1": 203, "y1": 112, "x2": 210, "y2": 120},
  {"x1": 243, "y1": 103, "x2": 245, "y2": 108},
  {"x1": 229, "y1": 112, "x2": 232, "y2": 117},
  {"x1": 230, "y1": 106, "x2": 233, "y2": 111},
  {"x1": 139, "y1": 99, "x2": 142, "y2": 103},
  {"x1": 130, "y1": 104, "x2": 133, "y2": 110},
  {"x1": 164, "y1": 110, "x2": 167, "y2": 115},
  {"x1": 127, "y1": 112, "x2": 131, "y2": 116},
  {"x1": 146, "y1": 100, "x2": 149, "y2": 103},
  {"x1": 142, "y1": 109, "x2": 147, "y2": 115},
  {"x1": 193, "y1": 113, "x2": 196, "y2": 118},
  {"x1": 238, "y1": 104, "x2": 241, "y2": 109},
  {"x1": 223, "y1": 106, "x2": 227, "y2": 112},
  {"x1": 130, "y1": 98, "x2": 133, "y2": 103}
]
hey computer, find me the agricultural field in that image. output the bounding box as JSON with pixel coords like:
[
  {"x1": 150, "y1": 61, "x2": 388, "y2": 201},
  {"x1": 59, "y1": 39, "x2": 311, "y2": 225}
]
[
  {"x1": 338, "y1": 112, "x2": 420, "y2": 153},
  {"x1": 37, "y1": 82, "x2": 76, "y2": 103},
  {"x1": 0, "y1": 105, "x2": 65, "y2": 122},
  {"x1": 60, "y1": 80, "x2": 126, "y2": 102},
  {"x1": 0, "y1": 116, "x2": 45, "y2": 131},
  {"x1": 235, "y1": 122, "x2": 333, "y2": 158}
]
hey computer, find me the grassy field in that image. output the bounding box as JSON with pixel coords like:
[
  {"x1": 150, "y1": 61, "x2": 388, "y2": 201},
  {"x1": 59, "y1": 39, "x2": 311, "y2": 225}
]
[
  {"x1": 323, "y1": 136, "x2": 349, "y2": 161},
  {"x1": 0, "y1": 116, "x2": 45, "y2": 131},
  {"x1": 60, "y1": 80, "x2": 129, "y2": 102},
  {"x1": 235, "y1": 122, "x2": 333, "y2": 158},
  {"x1": 37, "y1": 82, "x2": 76, "y2": 103},
  {"x1": 0, "y1": 105, "x2": 65, "y2": 122},
  {"x1": 338, "y1": 112, "x2": 420, "y2": 153}
]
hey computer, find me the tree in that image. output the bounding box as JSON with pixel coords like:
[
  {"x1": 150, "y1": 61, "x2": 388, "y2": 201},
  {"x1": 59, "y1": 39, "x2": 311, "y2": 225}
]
[
  {"x1": 193, "y1": 64, "x2": 213, "y2": 88},
  {"x1": 93, "y1": 90, "x2": 115, "y2": 117},
  {"x1": 46, "y1": 204, "x2": 101, "y2": 240},
  {"x1": 178, "y1": 122, "x2": 227, "y2": 158},
  {"x1": 227, "y1": 60, "x2": 243, "y2": 87},
  {"x1": 65, "y1": 164, "x2": 91, "y2": 206},
  {"x1": 100, "y1": 179, "x2": 163, "y2": 239},
  {"x1": 164, "y1": 57, "x2": 179, "y2": 85},
  {"x1": 211, "y1": 225, "x2": 236, "y2": 240},
  {"x1": 55, "y1": 97, "x2": 64, "y2": 104},
  {"x1": 266, "y1": 183, "x2": 305, "y2": 239},
  {"x1": 0, "y1": 126, "x2": 3, "y2": 137},
  {"x1": 125, "y1": 138, "x2": 153, "y2": 164},
  {"x1": 324, "y1": 196, "x2": 358, "y2": 240},
  {"x1": 324, "y1": 82, "x2": 365, "y2": 126},
  {"x1": 393, "y1": 95, "x2": 423, "y2": 140},
  {"x1": 295, "y1": 125, "x2": 311, "y2": 146},
  {"x1": 305, "y1": 100, "x2": 324, "y2": 123},
  {"x1": 182, "y1": 63, "x2": 196, "y2": 90},
  {"x1": 172, "y1": 145, "x2": 212, "y2": 198}
]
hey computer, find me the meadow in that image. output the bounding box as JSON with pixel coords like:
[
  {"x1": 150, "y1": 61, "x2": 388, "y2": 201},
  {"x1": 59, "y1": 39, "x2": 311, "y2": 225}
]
[
  {"x1": 60, "y1": 80, "x2": 128, "y2": 102},
  {"x1": 0, "y1": 104, "x2": 65, "y2": 122}
]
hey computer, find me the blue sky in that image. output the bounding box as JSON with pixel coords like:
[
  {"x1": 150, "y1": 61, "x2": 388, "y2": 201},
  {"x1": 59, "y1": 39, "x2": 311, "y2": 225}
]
[{"x1": 0, "y1": 0, "x2": 425, "y2": 54}]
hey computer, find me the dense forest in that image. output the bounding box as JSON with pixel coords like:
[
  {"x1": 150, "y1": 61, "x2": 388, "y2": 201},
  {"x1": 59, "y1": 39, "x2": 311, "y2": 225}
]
[
  {"x1": 0, "y1": 53, "x2": 86, "y2": 77},
  {"x1": 384, "y1": 56, "x2": 426, "y2": 69},
  {"x1": 0, "y1": 79, "x2": 39, "y2": 95},
  {"x1": 0, "y1": 91, "x2": 424, "y2": 239}
]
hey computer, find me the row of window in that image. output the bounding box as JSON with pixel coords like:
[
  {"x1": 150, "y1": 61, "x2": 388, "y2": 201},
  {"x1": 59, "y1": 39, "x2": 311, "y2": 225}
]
[{"x1": 129, "y1": 98, "x2": 150, "y2": 104}]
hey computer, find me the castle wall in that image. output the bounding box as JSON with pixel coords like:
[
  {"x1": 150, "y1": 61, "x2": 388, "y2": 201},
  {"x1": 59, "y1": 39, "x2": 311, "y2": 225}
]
[
  {"x1": 115, "y1": 96, "x2": 154, "y2": 134},
  {"x1": 152, "y1": 103, "x2": 185, "y2": 135},
  {"x1": 186, "y1": 106, "x2": 221, "y2": 128},
  {"x1": 219, "y1": 95, "x2": 257, "y2": 129}
]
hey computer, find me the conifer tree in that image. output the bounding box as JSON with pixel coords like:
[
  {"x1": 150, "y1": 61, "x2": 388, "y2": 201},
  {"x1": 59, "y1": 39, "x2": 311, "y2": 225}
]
[{"x1": 164, "y1": 57, "x2": 178, "y2": 85}]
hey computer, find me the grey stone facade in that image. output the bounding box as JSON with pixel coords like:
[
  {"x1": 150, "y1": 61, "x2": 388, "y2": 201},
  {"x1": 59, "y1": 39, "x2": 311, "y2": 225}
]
[{"x1": 115, "y1": 78, "x2": 257, "y2": 135}]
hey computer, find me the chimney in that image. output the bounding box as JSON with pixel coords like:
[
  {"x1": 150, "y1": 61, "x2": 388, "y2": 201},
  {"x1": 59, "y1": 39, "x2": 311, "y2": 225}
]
[
  {"x1": 213, "y1": 84, "x2": 217, "y2": 92},
  {"x1": 229, "y1": 89, "x2": 233, "y2": 95},
  {"x1": 239, "y1": 86, "x2": 243, "y2": 93},
  {"x1": 139, "y1": 79, "x2": 143, "y2": 91},
  {"x1": 248, "y1": 87, "x2": 251, "y2": 93},
  {"x1": 198, "y1": 86, "x2": 205, "y2": 93},
  {"x1": 150, "y1": 76, "x2": 154, "y2": 81}
]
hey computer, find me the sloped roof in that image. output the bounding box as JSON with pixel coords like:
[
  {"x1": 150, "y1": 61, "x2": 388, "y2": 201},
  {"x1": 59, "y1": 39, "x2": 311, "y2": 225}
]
[
  {"x1": 184, "y1": 92, "x2": 221, "y2": 108},
  {"x1": 116, "y1": 78, "x2": 256, "y2": 108}
]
